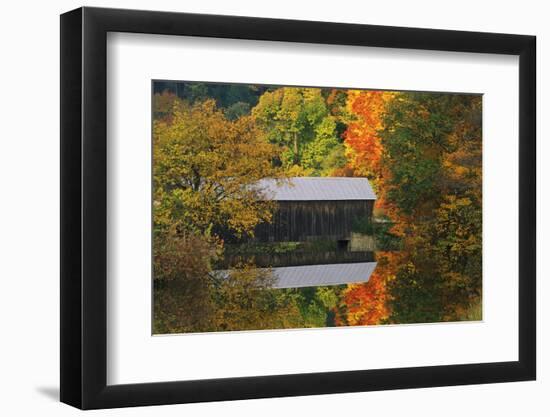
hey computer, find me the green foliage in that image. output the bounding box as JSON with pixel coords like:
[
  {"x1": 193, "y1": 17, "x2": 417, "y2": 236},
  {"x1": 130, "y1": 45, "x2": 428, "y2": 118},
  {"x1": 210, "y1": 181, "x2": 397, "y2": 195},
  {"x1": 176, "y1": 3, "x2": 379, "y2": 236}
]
[
  {"x1": 285, "y1": 285, "x2": 345, "y2": 328},
  {"x1": 252, "y1": 88, "x2": 340, "y2": 173},
  {"x1": 320, "y1": 143, "x2": 347, "y2": 174},
  {"x1": 301, "y1": 116, "x2": 340, "y2": 171},
  {"x1": 434, "y1": 195, "x2": 483, "y2": 303},
  {"x1": 380, "y1": 93, "x2": 483, "y2": 324},
  {"x1": 225, "y1": 101, "x2": 251, "y2": 120},
  {"x1": 387, "y1": 260, "x2": 446, "y2": 324},
  {"x1": 225, "y1": 241, "x2": 302, "y2": 256},
  {"x1": 352, "y1": 216, "x2": 401, "y2": 250},
  {"x1": 154, "y1": 81, "x2": 271, "y2": 114},
  {"x1": 380, "y1": 93, "x2": 480, "y2": 216},
  {"x1": 225, "y1": 240, "x2": 339, "y2": 256},
  {"x1": 374, "y1": 223, "x2": 402, "y2": 251},
  {"x1": 302, "y1": 239, "x2": 339, "y2": 252},
  {"x1": 352, "y1": 215, "x2": 375, "y2": 235},
  {"x1": 316, "y1": 286, "x2": 340, "y2": 310}
]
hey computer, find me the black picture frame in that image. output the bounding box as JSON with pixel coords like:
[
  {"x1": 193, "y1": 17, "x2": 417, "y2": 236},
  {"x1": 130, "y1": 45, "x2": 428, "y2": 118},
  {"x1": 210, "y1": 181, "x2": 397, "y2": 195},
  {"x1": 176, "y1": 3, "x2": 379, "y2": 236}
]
[{"x1": 60, "y1": 6, "x2": 536, "y2": 410}]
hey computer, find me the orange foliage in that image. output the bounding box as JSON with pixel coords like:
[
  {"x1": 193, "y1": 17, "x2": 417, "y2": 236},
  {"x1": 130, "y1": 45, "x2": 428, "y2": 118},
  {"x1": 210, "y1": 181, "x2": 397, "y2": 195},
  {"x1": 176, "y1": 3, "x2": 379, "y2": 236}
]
[
  {"x1": 335, "y1": 253, "x2": 400, "y2": 326},
  {"x1": 343, "y1": 90, "x2": 403, "y2": 233},
  {"x1": 344, "y1": 91, "x2": 388, "y2": 180},
  {"x1": 339, "y1": 274, "x2": 390, "y2": 326}
]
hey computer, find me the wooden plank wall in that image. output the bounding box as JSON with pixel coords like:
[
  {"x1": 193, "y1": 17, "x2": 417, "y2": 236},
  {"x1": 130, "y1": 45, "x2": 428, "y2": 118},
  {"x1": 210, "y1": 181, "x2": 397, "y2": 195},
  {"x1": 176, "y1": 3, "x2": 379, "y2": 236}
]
[{"x1": 253, "y1": 200, "x2": 373, "y2": 242}]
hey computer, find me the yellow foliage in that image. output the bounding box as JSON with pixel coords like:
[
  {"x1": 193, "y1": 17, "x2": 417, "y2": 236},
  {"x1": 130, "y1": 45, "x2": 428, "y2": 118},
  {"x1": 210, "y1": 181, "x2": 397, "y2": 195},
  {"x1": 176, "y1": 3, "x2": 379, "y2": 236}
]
[{"x1": 153, "y1": 99, "x2": 285, "y2": 238}]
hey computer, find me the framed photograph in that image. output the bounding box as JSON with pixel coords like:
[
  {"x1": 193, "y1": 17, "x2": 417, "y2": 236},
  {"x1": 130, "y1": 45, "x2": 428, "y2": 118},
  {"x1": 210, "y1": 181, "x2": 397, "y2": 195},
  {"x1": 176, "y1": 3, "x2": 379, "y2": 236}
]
[{"x1": 60, "y1": 6, "x2": 536, "y2": 409}]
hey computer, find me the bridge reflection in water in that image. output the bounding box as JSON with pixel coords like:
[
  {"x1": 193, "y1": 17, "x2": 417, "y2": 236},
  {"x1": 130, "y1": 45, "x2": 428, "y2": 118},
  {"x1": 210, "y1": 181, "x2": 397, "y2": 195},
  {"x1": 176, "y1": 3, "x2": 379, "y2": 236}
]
[{"x1": 214, "y1": 251, "x2": 377, "y2": 289}]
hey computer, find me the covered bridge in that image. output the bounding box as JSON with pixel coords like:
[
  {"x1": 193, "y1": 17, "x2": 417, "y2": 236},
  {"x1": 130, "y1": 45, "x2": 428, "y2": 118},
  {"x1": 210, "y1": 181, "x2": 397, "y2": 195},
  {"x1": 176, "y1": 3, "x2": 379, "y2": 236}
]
[{"x1": 253, "y1": 177, "x2": 376, "y2": 243}]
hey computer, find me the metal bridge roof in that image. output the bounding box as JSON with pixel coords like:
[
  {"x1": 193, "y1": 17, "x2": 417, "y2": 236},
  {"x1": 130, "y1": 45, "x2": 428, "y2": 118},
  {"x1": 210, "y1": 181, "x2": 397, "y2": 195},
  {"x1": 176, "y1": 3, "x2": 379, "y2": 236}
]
[
  {"x1": 255, "y1": 177, "x2": 376, "y2": 201},
  {"x1": 270, "y1": 262, "x2": 377, "y2": 289},
  {"x1": 213, "y1": 262, "x2": 377, "y2": 289}
]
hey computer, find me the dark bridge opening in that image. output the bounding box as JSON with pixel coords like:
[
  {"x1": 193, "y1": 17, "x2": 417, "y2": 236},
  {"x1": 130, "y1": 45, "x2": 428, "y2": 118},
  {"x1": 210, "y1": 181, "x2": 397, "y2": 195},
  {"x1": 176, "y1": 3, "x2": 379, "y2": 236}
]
[{"x1": 337, "y1": 239, "x2": 350, "y2": 250}]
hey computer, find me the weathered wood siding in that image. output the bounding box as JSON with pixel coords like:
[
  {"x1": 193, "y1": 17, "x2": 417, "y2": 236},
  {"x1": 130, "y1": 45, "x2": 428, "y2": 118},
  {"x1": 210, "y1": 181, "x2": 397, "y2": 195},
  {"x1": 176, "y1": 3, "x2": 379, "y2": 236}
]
[
  {"x1": 218, "y1": 250, "x2": 375, "y2": 269},
  {"x1": 253, "y1": 200, "x2": 373, "y2": 242}
]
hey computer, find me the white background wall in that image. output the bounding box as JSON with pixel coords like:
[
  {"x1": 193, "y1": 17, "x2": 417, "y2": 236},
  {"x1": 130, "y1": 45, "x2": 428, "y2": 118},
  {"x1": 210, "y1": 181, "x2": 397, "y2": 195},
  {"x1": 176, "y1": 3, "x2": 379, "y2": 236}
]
[{"x1": 0, "y1": 0, "x2": 546, "y2": 415}]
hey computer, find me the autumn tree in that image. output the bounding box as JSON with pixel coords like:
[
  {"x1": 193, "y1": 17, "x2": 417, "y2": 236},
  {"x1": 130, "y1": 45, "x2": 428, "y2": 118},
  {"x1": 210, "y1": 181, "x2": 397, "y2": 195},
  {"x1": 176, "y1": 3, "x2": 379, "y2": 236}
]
[
  {"x1": 341, "y1": 91, "x2": 482, "y2": 324},
  {"x1": 153, "y1": 90, "x2": 180, "y2": 121},
  {"x1": 152, "y1": 98, "x2": 297, "y2": 333},
  {"x1": 153, "y1": 230, "x2": 219, "y2": 333},
  {"x1": 252, "y1": 87, "x2": 340, "y2": 174},
  {"x1": 379, "y1": 93, "x2": 482, "y2": 217},
  {"x1": 379, "y1": 93, "x2": 483, "y2": 323},
  {"x1": 209, "y1": 264, "x2": 305, "y2": 331},
  {"x1": 335, "y1": 252, "x2": 398, "y2": 326},
  {"x1": 344, "y1": 90, "x2": 389, "y2": 180},
  {"x1": 343, "y1": 90, "x2": 399, "y2": 221},
  {"x1": 153, "y1": 99, "x2": 284, "y2": 239}
]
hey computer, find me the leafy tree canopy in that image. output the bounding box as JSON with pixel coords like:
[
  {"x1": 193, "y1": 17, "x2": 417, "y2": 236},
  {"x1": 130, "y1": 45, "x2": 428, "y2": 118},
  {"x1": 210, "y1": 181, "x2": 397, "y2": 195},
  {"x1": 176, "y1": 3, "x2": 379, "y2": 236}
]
[
  {"x1": 252, "y1": 87, "x2": 340, "y2": 173},
  {"x1": 153, "y1": 99, "x2": 284, "y2": 239}
]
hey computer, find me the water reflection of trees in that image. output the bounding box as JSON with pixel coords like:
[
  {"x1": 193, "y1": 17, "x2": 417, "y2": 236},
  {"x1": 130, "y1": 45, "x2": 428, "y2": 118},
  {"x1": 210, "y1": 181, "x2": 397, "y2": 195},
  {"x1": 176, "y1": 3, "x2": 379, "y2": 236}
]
[
  {"x1": 386, "y1": 194, "x2": 482, "y2": 324},
  {"x1": 339, "y1": 212, "x2": 482, "y2": 327},
  {"x1": 154, "y1": 236, "x2": 482, "y2": 334},
  {"x1": 336, "y1": 231, "x2": 482, "y2": 327},
  {"x1": 153, "y1": 230, "x2": 302, "y2": 333}
]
